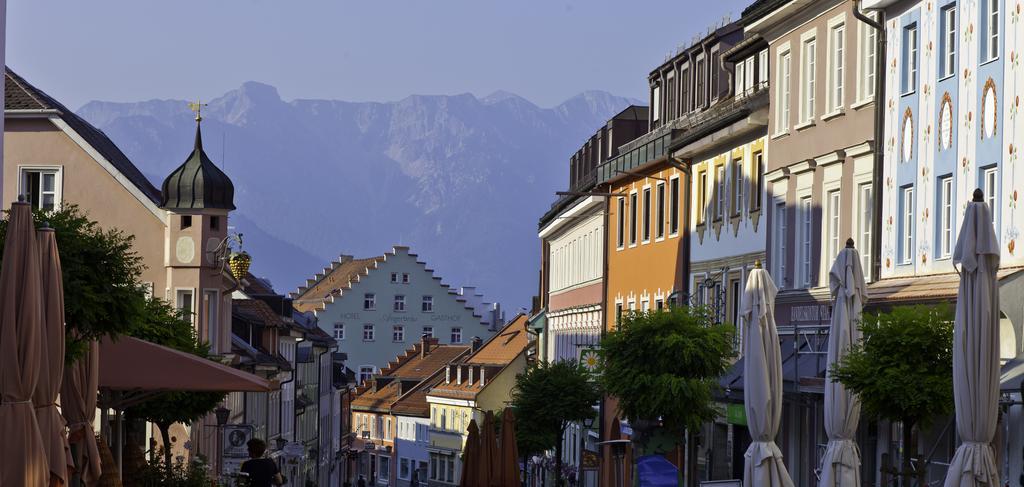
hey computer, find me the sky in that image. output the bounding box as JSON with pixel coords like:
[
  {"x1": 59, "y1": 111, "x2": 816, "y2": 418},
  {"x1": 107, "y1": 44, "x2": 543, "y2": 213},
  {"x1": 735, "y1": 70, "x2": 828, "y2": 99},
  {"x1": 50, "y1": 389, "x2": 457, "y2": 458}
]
[{"x1": 8, "y1": 0, "x2": 753, "y2": 110}]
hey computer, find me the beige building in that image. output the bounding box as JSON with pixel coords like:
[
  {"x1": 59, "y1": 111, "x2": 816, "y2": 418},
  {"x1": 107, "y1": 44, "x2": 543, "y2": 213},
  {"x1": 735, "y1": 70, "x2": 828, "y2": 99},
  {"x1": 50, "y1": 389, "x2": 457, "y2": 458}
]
[
  {"x1": 741, "y1": 0, "x2": 879, "y2": 484},
  {"x1": 4, "y1": 67, "x2": 241, "y2": 467}
]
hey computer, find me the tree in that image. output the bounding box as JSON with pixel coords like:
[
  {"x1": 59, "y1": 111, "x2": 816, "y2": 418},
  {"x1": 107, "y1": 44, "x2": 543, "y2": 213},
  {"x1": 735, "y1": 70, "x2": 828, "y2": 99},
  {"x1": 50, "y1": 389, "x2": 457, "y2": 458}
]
[
  {"x1": 830, "y1": 304, "x2": 954, "y2": 486},
  {"x1": 0, "y1": 204, "x2": 149, "y2": 361},
  {"x1": 512, "y1": 359, "x2": 601, "y2": 487},
  {"x1": 126, "y1": 298, "x2": 226, "y2": 475},
  {"x1": 600, "y1": 307, "x2": 735, "y2": 486}
]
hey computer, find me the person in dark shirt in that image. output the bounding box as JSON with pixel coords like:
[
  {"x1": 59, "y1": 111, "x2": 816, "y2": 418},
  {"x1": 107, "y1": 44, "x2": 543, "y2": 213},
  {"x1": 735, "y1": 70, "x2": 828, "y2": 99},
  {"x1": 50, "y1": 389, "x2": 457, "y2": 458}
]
[{"x1": 240, "y1": 438, "x2": 284, "y2": 487}]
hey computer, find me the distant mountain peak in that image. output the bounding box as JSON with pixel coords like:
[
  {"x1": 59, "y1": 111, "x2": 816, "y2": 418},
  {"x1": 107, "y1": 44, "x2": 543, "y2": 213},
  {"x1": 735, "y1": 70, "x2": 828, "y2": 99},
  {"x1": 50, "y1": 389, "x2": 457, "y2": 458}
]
[
  {"x1": 481, "y1": 90, "x2": 534, "y2": 106},
  {"x1": 76, "y1": 87, "x2": 637, "y2": 309}
]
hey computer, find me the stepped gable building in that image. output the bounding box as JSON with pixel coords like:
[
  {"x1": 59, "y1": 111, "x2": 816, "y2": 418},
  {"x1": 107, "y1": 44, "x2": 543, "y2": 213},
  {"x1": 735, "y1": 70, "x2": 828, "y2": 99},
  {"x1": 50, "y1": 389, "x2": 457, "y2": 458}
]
[
  {"x1": 348, "y1": 337, "x2": 469, "y2": 486},
  {"x1": 291, "y1": 246, "x2": 502, "y2": 384},
  {"x1": 424, "y1": 314, "x2": 531, "y2": 486}
]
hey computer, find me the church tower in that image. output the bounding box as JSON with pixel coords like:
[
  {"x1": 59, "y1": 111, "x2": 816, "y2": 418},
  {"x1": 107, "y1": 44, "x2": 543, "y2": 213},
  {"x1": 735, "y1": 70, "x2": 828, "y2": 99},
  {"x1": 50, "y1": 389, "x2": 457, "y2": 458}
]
[{"x1": 160, "y1": 104, "x2": 236, "y2": 353}]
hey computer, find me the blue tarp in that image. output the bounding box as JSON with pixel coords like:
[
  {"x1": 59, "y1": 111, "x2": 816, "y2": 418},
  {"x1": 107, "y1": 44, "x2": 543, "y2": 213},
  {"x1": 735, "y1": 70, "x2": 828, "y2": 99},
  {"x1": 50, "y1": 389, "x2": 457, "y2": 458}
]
[{"x1": 637, "y1": 454, "x2": 679, "y2": 487}]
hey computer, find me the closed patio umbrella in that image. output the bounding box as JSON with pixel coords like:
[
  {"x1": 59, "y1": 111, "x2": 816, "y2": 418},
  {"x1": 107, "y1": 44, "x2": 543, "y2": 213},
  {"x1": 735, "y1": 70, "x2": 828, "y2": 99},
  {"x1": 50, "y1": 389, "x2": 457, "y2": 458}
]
[
  {"x1": 819, "y1": 240, "x2": 866, "y2": 487},
  {"x1": 741, "y1": 263, "x2": 794, "y2": 487},
  {"x1": 460, "y1": 419, "x2": 480, "y2": 487},
  {"x1": 34, "y1": 224, "x2": 71, "y2": 487},
  {"x1": 944, "y1": 189, "x2": 1001, "y2": 487},
  {"x1": 63, "y1": 339, "x2": 101, "y2": 486},
  {"x1": 0, "y1": 199, "x2": 48, "y2": 486},
  {"x1": 477, "y1": 410, "x2": 496, "y2": 487},
  {"x1": 499, "y1": 407, "x2": 520, "y2": 486}
]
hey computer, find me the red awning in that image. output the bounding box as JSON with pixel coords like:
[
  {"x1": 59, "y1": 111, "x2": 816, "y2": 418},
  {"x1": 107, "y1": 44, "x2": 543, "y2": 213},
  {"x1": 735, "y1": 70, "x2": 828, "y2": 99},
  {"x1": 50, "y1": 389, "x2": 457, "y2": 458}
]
[{"x1": 99, "y1": 336, "x2": 274, "y2": 392}]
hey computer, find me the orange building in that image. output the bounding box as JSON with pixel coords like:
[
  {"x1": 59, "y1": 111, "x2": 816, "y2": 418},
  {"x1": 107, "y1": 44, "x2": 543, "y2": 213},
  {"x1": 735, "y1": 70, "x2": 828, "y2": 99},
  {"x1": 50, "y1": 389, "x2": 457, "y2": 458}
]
[{"x1": 599, "y1": 135, "x2": 690, "y2": 486}]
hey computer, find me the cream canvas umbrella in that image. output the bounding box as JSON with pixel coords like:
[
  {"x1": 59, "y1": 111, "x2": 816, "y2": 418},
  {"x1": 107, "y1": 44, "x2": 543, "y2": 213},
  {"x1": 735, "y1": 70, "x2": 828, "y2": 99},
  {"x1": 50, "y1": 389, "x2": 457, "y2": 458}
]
[
  {"x1": 741, "y1": 262, "x2": 794, "y2": 487},
  {"x1": 819, "y1": 239, "x2": 866, "y2": 487},
  {"x1": 63, "y1": 339, "x2": 101, "y2": 486},
  {"x1": 944, "y1": 189, "x2": 1001, "y2": 487},
  {"x1": 34, "y1": 224, "x2": 71, "y2": 487},
  {"x1": 0, "y1": 199, "x2": 49, "y2": 486}
]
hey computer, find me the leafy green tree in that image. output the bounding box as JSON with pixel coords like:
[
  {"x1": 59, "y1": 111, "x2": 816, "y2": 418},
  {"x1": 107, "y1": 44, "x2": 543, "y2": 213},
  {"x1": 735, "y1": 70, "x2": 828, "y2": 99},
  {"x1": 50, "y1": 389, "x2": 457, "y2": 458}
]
[
  {"x1": 600, "y1": 307, "x2": 734, "y2": 485},
  {"x1": 127, "y1": 298, "x2": 226, "y2": 475},
  {"x1": 830, "y1": 304, "x2": 954, "y2": 486},
  {"x1": 0, "y1": 204, "x2": 148, "y2": 361},
  {"x1": 512, "y1": 359, "x2": 601, "y2": 487}
]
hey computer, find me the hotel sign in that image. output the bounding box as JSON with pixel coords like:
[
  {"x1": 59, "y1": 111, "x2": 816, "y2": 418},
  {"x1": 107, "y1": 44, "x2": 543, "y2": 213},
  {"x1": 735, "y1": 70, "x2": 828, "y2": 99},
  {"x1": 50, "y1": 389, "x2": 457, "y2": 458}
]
[{"x1": 790, "y1": 305, "x2": 831, "y2": 322}]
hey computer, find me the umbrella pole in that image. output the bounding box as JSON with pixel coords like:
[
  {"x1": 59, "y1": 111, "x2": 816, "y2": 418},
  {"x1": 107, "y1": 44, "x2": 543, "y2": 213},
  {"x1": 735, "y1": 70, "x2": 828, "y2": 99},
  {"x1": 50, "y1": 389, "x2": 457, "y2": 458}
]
[{"x1": 115, "y1": 407, "x2": 124, "y2": 480}]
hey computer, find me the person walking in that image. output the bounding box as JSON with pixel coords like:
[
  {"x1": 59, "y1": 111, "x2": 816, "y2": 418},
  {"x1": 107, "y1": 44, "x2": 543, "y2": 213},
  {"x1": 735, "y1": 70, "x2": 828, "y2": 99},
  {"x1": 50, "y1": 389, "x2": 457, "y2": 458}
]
[{"x1": 240, "y1": 438, "x2": 285, "y2": 487}]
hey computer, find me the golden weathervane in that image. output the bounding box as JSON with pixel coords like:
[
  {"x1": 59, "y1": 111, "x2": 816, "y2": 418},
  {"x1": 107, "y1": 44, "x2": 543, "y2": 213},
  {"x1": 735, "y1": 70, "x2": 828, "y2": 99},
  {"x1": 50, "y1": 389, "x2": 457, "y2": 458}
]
[{"x1": 188, "y1": 99, "x2": 208, "y2": 122}]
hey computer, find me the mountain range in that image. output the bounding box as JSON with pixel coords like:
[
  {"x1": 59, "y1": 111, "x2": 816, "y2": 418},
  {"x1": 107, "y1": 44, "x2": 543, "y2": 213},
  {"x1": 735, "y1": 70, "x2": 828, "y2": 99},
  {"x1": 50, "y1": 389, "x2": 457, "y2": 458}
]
[{"x1": 77, "y1": 83, "x2": 640, "y2": 309}]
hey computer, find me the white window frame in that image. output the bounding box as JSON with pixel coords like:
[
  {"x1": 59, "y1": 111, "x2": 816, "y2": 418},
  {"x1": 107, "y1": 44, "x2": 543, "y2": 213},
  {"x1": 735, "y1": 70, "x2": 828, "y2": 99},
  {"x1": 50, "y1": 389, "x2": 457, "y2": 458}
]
[
  {"x1": 697, "y1": 170, "x2": 708, "y2": 224},
  {"x1": 827, "y1": 190, "x2": 841, "y2": 263},
  {"x1": 364, "y1": 293, "x2": 376, "y2": 310},
  {"x1": 333, "y1": 322, "x2": 345, "y2": 340},
  {"x1": 669, "y1": 175, "x2": 681, "y2": 236},
  {"x1": 422, "y1": 295, "x2": 434, "y2": 312},
  {"x1": 902, "y1": 186, "x2": 915, "y2": 264},
  {"x1": 175, "y1": 288, "x2": 196, "y2": 325},
  {"x1": 359, "y1": 365, "x2": 375, "y2": 385},
  {"x1": 629, "y1": 190, "x2": 639, "y2": 247},
  {"x1": 656, "y1": 181, "x2": 666, "y2": 240},
  {"x1": 759, "y1": 49, "x2": 769, "y2": 88},
  {"x1": 800, "y1": 32, "x2": 817, "y2": 124},
  {"x1": 903, "y1": 24, "x2": 918, "y2": 94},
  {"x1": 984, "y1": 166, "x2": 999, "y2": 225},
  {"x1": 18, "y1": 165, "x2": 64, "y2": 212},
  {"x1": 776, "y1": 45, "x2": 793, "y2": 134},
  {"x1": 422, "y1": 325, "x2": 433, "y2": 339},
  {"x1": 715, "y1": 165, "x2": 726, "y2": 220},
  {"x1": 773, "y1": 200, "x2": 787, "y2": 289},
  {"x1": 985, "y1": 0, "x2": 1000, "y2": 62},
  {"x1": 827, "y1": 17, "x2": 846, "y2": 113},
  {"x1": 202, "y1": 289, "x2": 220, "y2": 348},
  {"x1": 857, "y1": 182, "x2": 873, "y2": 276},
  {"x1": 451, "y1": 327, "x2": 463, "y2": 344},
  {"x1": 799, "y1": 196, "x2": 813, "y2": 287},
  {"x1": 616, "y1": 197, "x2": 626, "y2": 249},
  {"x1": 941, "y1": 5, "x2": 957, "y2": 79},
  {"x1": 745, "y1": 57, "x2": 755, "y2": 93},
  {"x1": 857, "y1": 13, "x2": 878, "y2": 102},
  {"x1": 732, "y1": 155, "x2": 744, "y2": 215},
  {"x1": 394, "y1": 294, "x2": 406, "y2": 312},
  {"x1": 939, "y1": 176, "x2": 953, "y2": 258},
  {"x1": 652, "y1": 84, "x2": 661, "y2": 122},
  {"x1": 641, "y1": 185, "x2": 652, "y2": 243},
  {"x1": 363, "y1": 323, "x2": 375, "y2": 342},
  {"x1": 735, "y1": 59, "x2": 746, "y2": 97},
  {"x1": 393, "y1": 325, "x2": 405, "y2": 342}
]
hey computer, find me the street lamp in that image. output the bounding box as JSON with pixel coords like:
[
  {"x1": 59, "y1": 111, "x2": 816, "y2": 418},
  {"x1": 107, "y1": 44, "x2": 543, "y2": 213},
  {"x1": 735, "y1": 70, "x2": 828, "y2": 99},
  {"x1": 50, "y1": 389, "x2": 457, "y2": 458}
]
[
  {"x1": 214, "y1": 406, "x2": 231, "y2": 479},
  {"x1": 579, "y1": 414, "x2": 596, "y2": 486}
]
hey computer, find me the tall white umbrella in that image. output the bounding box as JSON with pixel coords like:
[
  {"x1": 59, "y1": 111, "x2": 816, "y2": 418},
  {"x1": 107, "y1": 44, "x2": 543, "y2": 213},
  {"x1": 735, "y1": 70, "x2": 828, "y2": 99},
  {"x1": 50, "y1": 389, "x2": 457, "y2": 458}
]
[
  {"x1": 742, "y1": 263, "x2": 794, "y2": 487},
  {"x1": 819, "y1": 240, "x2": 867, "y2": 487},
  {"x1": 944, "y1": 189, "x2": 1001, "y2": 487}
]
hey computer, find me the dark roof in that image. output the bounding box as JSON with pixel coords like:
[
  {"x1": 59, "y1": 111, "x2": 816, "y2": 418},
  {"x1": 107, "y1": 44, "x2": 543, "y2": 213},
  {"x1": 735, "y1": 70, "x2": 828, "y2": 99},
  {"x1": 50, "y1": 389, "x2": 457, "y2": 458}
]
[
  {"x1": 231, "y1": 334, "x2": 292, "y2": 371},
  {"x1": 243, "y1": 272, "x2": 277, "y2": 297},
  {"x1": 160, "y1": 122, "x2": 235, "y2": 210},
  {"x1": 4, "y1": 68, "x2": 163, "y2": 204},
  {"x1": 292, "y1": 256, "x2": 386, "y2": 313},
  {"x1": 233, "y1": 299, "x2": 287, "y2": 329},
  {"x1": 740, "y1": 0, "x2": 791, "y2": 26}
]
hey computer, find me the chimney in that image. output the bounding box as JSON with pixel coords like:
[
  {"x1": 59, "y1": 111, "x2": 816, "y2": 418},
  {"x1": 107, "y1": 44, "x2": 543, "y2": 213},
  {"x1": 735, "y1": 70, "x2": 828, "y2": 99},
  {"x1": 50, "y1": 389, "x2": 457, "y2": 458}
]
[
  {"x1": 471, "y1": 336, "x2": 483, "y2": 352},
  {"x1": 421, "y1": 334, "x2": 431, "y2": 358}
]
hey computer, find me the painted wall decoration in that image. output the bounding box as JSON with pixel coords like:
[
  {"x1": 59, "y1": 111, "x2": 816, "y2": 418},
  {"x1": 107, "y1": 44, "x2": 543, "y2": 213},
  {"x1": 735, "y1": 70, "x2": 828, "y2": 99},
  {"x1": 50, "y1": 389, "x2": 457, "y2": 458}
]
[{"x1": 881, "y1": 0, "x2": 1024, "y2": 278}]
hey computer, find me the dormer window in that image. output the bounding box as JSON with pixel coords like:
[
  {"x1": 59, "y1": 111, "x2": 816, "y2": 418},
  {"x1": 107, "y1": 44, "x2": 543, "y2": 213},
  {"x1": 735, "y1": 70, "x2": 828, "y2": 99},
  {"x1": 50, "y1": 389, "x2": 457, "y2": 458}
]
[{"x1": 180, "y1": 215, "x2": 192, "y2": 230}]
